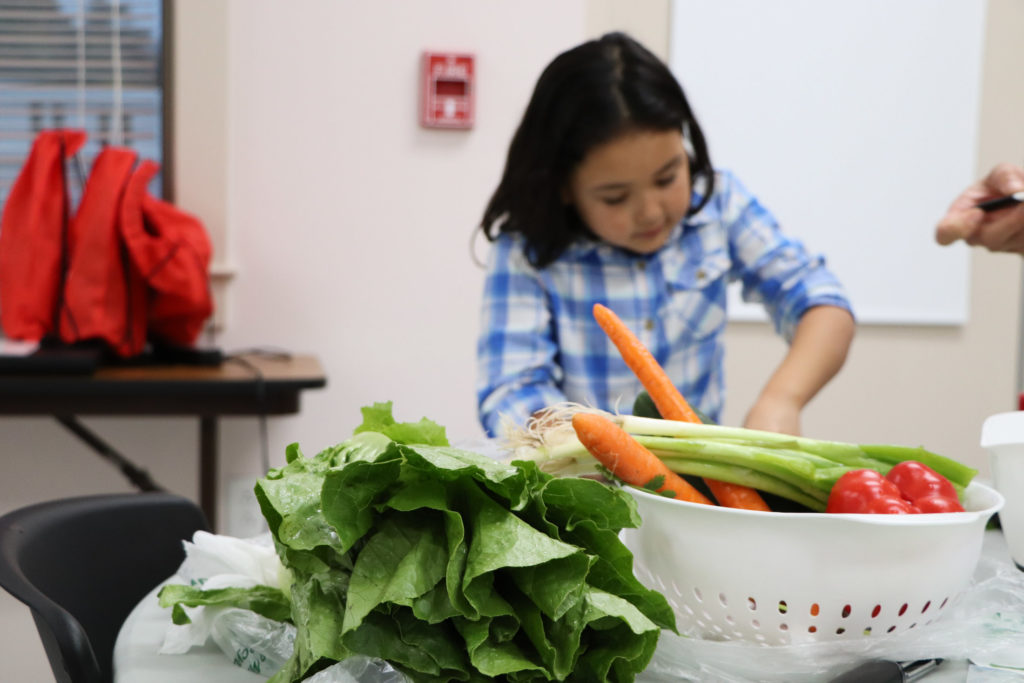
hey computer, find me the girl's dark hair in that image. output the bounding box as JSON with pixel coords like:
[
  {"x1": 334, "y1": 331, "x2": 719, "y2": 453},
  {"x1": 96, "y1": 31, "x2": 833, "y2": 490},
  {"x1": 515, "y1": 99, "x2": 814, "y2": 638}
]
[{"x1": 479, "y1": 32, "x2": 715, "y2": 269}]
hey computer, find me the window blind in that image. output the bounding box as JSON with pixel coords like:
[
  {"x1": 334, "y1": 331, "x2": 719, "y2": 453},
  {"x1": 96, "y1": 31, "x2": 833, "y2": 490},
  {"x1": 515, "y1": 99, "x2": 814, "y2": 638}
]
[{"x1": 0, "y1": 0, "x2": 164, "y2": 207}]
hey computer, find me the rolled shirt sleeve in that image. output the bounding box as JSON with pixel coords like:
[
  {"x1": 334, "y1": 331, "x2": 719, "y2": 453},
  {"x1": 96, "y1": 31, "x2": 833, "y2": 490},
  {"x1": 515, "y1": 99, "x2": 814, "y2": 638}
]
[{"x1": 716, "y1": 170, "x2": 854, "y2": 341}]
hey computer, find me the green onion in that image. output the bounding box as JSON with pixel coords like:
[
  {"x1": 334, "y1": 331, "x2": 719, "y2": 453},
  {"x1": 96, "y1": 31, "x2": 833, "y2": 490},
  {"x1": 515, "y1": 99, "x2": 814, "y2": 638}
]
[{"x1": 510, "y1": 409, "x2": 977, "y2": 510}]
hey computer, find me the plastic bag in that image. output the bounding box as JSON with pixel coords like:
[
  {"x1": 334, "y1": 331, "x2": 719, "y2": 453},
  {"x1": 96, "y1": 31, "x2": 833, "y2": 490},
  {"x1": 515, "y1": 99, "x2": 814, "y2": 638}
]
[
  {"x1": 638, "y1": 553, "x2": 1024, "y2": 682},
  {"x1": 303, "y1": 657, "x2": 411, "y2": 683},
  {"x1": 159, "y1": 531, "x2": 296, "y2": 677},
  {"x1": 159, "y1": 531, "x2": 410, "y2": 680}
]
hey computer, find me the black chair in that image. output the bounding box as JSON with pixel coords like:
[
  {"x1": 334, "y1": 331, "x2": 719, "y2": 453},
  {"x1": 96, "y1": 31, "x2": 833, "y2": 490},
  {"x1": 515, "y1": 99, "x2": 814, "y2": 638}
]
[{"x1": 0, "y1": 492, "x2": 210, "y2": 683}]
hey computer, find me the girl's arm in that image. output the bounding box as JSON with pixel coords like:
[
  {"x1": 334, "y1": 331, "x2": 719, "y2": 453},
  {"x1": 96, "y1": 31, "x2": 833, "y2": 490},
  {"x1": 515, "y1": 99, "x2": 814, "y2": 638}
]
[
  {"x1": 743, "y1": 305, "x2": 855, "y2": 435},
  {"x1": 476, "y1": 236, "x2": 567, "y2": 437}
]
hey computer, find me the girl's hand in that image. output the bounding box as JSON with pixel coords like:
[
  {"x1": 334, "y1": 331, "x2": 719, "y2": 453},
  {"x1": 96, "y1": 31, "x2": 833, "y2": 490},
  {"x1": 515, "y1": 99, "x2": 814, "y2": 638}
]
[
  {"x1": 745, "y1": 304, "x2": 854, "y2": 437},
  {"x1": 742, "y1": 393, "x2": 802, "y2": 436}
]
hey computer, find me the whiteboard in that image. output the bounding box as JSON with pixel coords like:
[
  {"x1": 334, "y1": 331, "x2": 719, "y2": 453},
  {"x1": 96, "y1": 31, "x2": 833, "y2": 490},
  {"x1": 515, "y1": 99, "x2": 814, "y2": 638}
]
[{"x1": 668, "y1": 0, "x2": 984, "y2": 325}]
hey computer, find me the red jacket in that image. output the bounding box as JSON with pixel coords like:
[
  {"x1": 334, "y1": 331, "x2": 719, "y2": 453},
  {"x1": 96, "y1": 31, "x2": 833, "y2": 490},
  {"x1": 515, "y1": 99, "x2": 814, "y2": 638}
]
[
  {"x1": 59, "y1": 146, "x2": 143, "y2": 355},
  {"x1": 0, "y1": 132, "x2": 213, "y2": 356},
  {"x1": 0, "y1": 130, "x2": 87, "y2": 340},
  {"x1": 120, "y1": 160, "x2": 213, "y2": 350}
]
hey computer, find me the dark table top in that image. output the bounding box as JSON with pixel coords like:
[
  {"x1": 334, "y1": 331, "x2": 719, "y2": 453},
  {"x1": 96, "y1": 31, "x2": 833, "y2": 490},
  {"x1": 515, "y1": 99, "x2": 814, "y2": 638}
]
[{"x1": 0, "y1": 353, "x2": 327, "y2": 416}]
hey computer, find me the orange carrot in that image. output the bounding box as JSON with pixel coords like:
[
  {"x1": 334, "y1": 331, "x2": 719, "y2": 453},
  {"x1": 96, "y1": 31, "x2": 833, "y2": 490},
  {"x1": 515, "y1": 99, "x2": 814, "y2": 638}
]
[
  {"x1": 702, "y1": 480, "x2": 770, "y2": 512},
  {"x1": 572, "y1": 412, "x2": 713, "y2": 505},
  {"x1": 592, "y1": 303, "x2": 770, "y2": 512},
  {"x1": 592, "y1": 303, "x2": 702, "y2": 423}
]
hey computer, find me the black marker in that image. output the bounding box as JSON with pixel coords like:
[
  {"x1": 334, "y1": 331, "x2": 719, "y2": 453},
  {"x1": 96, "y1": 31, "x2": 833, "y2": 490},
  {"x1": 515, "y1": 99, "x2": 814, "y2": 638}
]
[
  {"x1": 976, "y1": 191, "x2": 1024, "y2": 212},
  {"x1": 829, "y1": 658, "x2": 943, "y2": 683}
]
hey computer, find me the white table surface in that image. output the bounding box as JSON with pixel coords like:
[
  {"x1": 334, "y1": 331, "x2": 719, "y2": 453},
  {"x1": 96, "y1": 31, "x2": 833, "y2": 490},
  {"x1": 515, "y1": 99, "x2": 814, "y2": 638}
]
[{"x1": 113, "y1": 531, "x2": 1015, "y2": 683}]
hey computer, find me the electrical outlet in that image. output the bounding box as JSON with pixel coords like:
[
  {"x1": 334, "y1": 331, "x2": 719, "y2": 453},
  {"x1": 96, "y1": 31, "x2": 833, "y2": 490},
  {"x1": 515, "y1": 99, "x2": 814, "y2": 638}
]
[{"x1": 225, "y1": 475, "x2": 268, "y2": 538}]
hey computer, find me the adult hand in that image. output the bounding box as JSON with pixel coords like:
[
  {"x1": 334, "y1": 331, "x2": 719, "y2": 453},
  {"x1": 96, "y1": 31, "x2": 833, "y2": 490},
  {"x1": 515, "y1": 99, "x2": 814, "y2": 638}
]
[{"x1": 936, "y1": 162, "x2": 1024, "y2": 254}]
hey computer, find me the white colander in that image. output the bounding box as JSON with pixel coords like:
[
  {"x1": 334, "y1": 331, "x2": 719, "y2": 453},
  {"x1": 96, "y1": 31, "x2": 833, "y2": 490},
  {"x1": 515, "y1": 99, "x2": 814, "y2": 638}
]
[{"x1": 620, "y1": 482, "x2": 1003, "y2": 646}]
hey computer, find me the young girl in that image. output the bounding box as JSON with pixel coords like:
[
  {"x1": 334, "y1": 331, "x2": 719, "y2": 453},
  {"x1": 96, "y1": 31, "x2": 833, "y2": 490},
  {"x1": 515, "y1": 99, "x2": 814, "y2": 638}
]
[{"x1": 476, "y1": 32, "x2": 855, "y2": 438}]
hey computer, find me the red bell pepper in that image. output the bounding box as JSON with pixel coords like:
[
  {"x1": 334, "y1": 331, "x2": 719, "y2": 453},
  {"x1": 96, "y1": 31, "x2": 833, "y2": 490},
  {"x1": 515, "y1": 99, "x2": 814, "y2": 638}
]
[
  {"x1": 885, "y1": 461, "x2": 963, "y2": 511},
  {"x1": 826, "y1": 461, "x2": 964, "y2": 514},
  {"x1": 826, "y1": 469, "x2": 915, "y2": 514}
]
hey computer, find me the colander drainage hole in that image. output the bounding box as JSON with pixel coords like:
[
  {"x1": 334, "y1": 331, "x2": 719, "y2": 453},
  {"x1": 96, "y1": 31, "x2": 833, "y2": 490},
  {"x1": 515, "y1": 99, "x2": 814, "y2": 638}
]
[
  {"x1": 747, "y1": 597, "x2": 757, "y2": 611},
  {"x1": 809, "y1": 603, "x2": 820, "y2": 617},
  {"x1": 835, "y1": 627, "x2": 846, "y2": 635},
  {"x1": 751, "y1": 619, "x2": 760, "y2": 629},
  {"x1": 718, "y1": 592, "x2": 728, "y2": 606},
  {"x1": 898, "y1": 603, "x2": 908, "y2": 616},
  {"x1": 808, "y1": 626, "x2": 817, "y2": 634},
  {"x1": 840, "y1": 604, "x2": 851, "y2": 618},
  {"x1": 940, "y1": 597, "x2": 949, "y2": 609},
  {"x1": 871, "y1": 604, "x2": 881, "y2": 618},
  {"x1": 779, "y1": 623, "x2": 789, "y2": 631},
  {"x1": 777, "y1": 600, "x2": 788, "y2": 614},
  {"x1": 921, "y1": 600, "x2": 931, "y2": 614},
  {"x1": 693, "y1": 588, "x2": 703, "y2": 602},
  {"x1": 862, "y1": 627, "x2": 872, "y2": 636},
  {"x1": 887, "y1": 625, "x2": 896, "y2": 633},
  {"x1": 725, "y1": 615, "x2": 735, "y2": 625}
]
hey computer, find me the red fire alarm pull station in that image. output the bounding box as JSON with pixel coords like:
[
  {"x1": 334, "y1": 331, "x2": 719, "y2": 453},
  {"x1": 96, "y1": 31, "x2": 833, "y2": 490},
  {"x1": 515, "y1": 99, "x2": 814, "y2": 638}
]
[{"x1": 421, "y1": 52, "x2": 474, "y2": 129}]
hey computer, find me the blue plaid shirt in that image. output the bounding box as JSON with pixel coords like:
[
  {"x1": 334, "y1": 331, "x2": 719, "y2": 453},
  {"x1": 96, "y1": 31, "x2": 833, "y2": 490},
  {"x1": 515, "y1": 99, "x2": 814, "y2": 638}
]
[{"x1": 475, "y1": 169, "x2": 853, "y2": 437}]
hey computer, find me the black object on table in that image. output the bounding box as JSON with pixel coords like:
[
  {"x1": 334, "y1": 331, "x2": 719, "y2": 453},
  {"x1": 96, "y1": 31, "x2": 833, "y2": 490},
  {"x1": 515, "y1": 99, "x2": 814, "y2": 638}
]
[{"x1": 829, "y1": 658, "x2": 943, "y2": 683}]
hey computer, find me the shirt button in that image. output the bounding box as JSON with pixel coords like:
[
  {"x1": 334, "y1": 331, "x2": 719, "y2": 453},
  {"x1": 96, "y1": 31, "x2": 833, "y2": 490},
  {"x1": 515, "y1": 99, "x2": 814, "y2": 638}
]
[
  {"x1": 696, "y1": 268, "x2": 706, "y2": 281},
  {"x1": 644, "y1": 318, "x2": 655, "y2": 331},
  {"x1": 636, "y1": 261, "x2": 646, "y2": 271}
]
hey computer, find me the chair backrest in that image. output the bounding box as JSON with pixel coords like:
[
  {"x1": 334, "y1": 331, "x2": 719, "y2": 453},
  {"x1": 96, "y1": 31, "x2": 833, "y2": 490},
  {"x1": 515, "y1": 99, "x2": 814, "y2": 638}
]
[{"x1": 0, "y1": 492, "x2": 210, "y2": 683}]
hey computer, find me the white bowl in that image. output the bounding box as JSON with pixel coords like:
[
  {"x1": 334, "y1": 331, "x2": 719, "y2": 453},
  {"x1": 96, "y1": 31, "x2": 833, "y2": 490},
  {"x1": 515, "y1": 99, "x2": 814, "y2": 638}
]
[
  {"x1": 621, "y1": 482, "x2": 1003, "y2": 646},
  {"x1": 981, "y1": 411, "x2": 1024, "y2": 569}
]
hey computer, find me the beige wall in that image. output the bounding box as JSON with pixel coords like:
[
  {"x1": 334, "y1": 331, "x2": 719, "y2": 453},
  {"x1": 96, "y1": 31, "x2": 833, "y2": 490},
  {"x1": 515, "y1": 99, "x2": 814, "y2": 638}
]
[
  {"x1": 586, "y1": 0, "x2": 670, "y2": 56},
  {"x1": 2, "y1": 1, "x2": 1022, "y2": 679}
]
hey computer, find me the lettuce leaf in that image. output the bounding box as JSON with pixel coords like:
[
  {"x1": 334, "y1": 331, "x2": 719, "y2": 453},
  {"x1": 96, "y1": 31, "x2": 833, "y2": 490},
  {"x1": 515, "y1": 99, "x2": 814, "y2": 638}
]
[
  {"x1": 157, "y1": 584, "x2": 292, "y2": 624},
  {"x1": 246, "y1": 401, "x2": 674, "y2": 682}
]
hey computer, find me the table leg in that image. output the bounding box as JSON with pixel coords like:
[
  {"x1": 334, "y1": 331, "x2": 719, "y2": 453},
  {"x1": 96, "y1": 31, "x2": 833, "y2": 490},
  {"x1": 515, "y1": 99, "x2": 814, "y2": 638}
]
[
  {"x1": 54, "y1": 415, "x2": 164, "y2": 492},
  {"x1": 199, "y1": 416, "x2": 218, "y2": 530}
]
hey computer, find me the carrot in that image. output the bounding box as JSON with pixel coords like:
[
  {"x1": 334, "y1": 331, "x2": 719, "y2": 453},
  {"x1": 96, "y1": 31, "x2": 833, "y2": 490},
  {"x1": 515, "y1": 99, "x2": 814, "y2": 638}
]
[
  {"x1": 702, "y1": 480, "x2": 770, "y2": 512},
  {"x1": 592, "y1": 303, "x2": 702, "y2": 423},
  {"x1": 592, "y1": 303, "x2": 770, "y2": 512},
  {"x1": 572, "y1": 412, "x2": 713, "y2": 505}
]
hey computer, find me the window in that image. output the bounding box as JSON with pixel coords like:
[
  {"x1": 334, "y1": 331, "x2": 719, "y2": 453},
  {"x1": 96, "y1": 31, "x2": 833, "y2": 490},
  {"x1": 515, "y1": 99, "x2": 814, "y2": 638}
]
[{"x1": 0, "y1": 0, "x2": 166, "y2": 207}]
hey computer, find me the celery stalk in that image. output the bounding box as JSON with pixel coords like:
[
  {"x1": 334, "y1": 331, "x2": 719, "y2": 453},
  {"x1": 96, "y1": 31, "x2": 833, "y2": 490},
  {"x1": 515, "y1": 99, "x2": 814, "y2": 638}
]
[
  {"x1": 518, "y1": 434, "x2": 840, "y2": 507},
  {"x1": 657, "y1": 458, "x2": 828, "y2": 511},
  {"x1": 635, "y1": 436, "x2": 834, "y2": 494},
  {"x1": 856, "y1": 444, "x2": 977, "y2": 488},
  {"x1": 617, "y1": 415, "x2": 975, "y2": 488}
]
